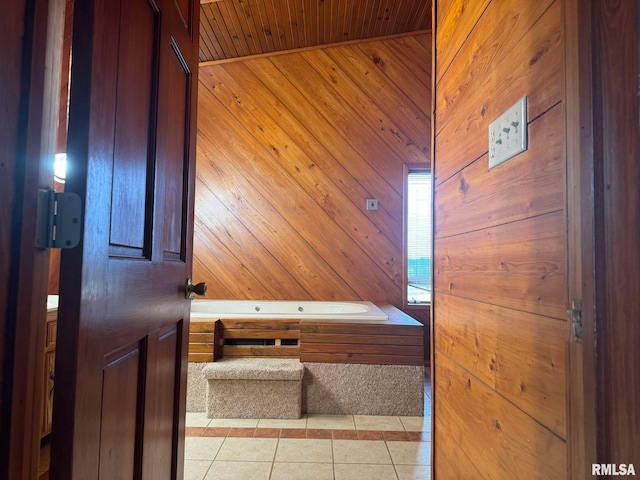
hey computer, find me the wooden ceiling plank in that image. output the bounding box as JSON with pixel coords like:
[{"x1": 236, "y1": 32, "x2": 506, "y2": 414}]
[
  {"x1": 414, "y1": 0, "x2": 432, "y2": 31},
  {"x1": 397, "y1": 0, "x2": 416, "y2": 32},
  {"x1": 347, "y1": 0, "x2": 365, "y2": 43},
  {"x1": 280, "y1": 0, "x2": 294, "y2": 48},
  {"x1": 252, "y1": 0, "x2": 277, "y2": 52},
  {"x1": 308, "y1": 0, "x2": 319, "y2": 46},
  {"x1": 262, "y1": 0, "x2": 283, "y2": 51},
  {"x1": 406, "y1": 0, "x2": 427, "y2": 32},
  {"x1": 332, "y1": 0, "x2": 344, "y2": 44},
  {"x1": 337, "y1": 0, "x2": 351, "y2": 43},
  {"x1": 208, "y1": 3, "x2": 240, "y2": 58},
  {"x1": 382, "y1": 0, "x2": 395, "y2": 36},
  {"x1": 369, "y1": 0, "x2": 381, "y2": 38},
  {"x1": 230, "y1": 0, "x2": 262, "y2": 55},
  {"x1": 361, "y1": 0, "x2": 374, "y2": 38},
  {"x1": 277, "y1": 0, "x2": 293, "y2": 49},
  {"x1": 317, "y1": 0, "x2": 327, "y2": 45},
  {"x1": 220, "y1": 0, "x2": 253, "y2": 57},
  {"x1": 287, "y1": 0, "x2": 302, "y2": 49},
  {"x1": 200, "y1": 5, "x2": 226, "y2": 61},
  {"x1": 197, "y1": 0, "x2": 433, "y2": 62},
  {"x1": 344, "y1": 0, "x2": 356, "y2": 41},
  {"x1": 328, "y1": 0, "x2": 337, "y2": 44},
  {"x1": 299, "y1": 0, "x2": 309, "y2": 46},
  {"x1": 236, "y1": 0, "x2": 271, "y2": 54},
  {"x1": 372, "y1": 0, "x2": 387, "y2": 38},
  {"x1": 383, "y1": 0, "x2": 403, "y2": 36}
]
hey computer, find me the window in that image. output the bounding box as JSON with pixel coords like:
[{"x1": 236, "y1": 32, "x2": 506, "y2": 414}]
[{"x1": 405, "y1": 167, "x2": 432, "y2": 305}]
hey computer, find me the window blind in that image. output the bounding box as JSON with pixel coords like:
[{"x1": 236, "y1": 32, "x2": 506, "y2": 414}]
[{"x1": 407, "y1": 171, "x2": 432, "y2": 303}]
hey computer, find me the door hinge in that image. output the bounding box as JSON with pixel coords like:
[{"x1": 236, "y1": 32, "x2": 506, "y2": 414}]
[
  {"x1": 36, "y1": 189, "x2": 82, "y2": 249},
  {"x1": 567, "y1": 299, "x2": 583, "y2": 340}
]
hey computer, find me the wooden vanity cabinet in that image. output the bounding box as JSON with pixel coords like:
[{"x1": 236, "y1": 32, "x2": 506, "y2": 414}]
[{"x1": 41, "y1": 309, "x2": 57, "y2": 438}]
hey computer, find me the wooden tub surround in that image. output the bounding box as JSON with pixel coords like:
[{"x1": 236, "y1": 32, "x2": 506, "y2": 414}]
[
  {"x1": 188, "y1": 303, "x2": 423, "y2": 365},
  {"x1": 187, "y1": 303, "x2": 425, "y2": 416}
]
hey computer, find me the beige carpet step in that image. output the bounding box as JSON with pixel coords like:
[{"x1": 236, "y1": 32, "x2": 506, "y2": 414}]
[{"x1": 203, "y1": 358, "x2": 304, "y2": 419}]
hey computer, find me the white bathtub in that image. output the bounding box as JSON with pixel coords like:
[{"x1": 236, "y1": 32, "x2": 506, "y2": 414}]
[{"x1": 190, "y1": 300, "x2": 388, "y2": 321}]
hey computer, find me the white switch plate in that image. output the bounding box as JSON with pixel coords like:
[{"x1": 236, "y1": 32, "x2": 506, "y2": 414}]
[
  {"x1": 366, "y1": 199, "x2": 378, "y2": 210},
  {"x1": 488, "y1": 96, "x2": 527, "y2": 169}
]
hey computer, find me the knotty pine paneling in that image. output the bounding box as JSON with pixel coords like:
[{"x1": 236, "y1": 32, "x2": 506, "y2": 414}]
[
  {"x1": 435, "y1": 294, "x2": 566, "y2": 438},
  {"x1": 194, "y1": 33, "x2": 431, "y2": 305},
  {"x1": 436, "y1": 104, "x2": 564, "y2": 239},
  {"x1": 433, "y1": 0, "x2": 567, "y2": 477},
  {"x1": 199, "y1": 0, "x2": 432, "y2": 62},
  {"x1": 435, "y1": 211, "x2": 566, "y2": 319},
  {"x1": 435, "y1": 355, "x2": 567, "y2": 478},
  {"x1": 435, "y1": 0, "x2": 563, "y2": 184}
]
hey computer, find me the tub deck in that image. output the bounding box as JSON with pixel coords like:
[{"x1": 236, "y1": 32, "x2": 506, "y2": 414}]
[
  {"x1": 299, "y1": 304, "x2": 424, "y2": 366},
  {"x1": 188, "y1": 303, "x2": 423, "y2": 366}
]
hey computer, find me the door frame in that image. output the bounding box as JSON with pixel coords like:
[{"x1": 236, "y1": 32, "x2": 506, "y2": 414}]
[
  {"x1": 1, "y1": 0, "x2": 65, "y2": 479},
  {"x1": 564, "y1": 0, "x2": 597, "y2": 477},
  {"x1": 565, "y1": 0, "x2": 640, "y2": 476}
]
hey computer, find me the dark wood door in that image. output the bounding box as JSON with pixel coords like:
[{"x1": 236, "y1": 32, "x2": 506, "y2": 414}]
[
  {"x1": 566, "y1": 0, "x2": 640, "y2": 476},
  {"x1": 50, "y1": 0, "x2": 199, "y2": 478}
]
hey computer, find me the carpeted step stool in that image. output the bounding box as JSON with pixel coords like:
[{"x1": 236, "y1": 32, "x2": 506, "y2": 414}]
[{"x1": 202, "y1": 358, "x2": 305, "y2": 419}]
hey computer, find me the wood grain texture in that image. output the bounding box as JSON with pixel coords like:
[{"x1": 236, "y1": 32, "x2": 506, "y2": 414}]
[
  {"x1": 435, "y1": 1, "x2": 563, "y2": 185},
  {"x1": 189, "y1": 305, "x2": 422, "y2": 365},
  {"x1": 0, "y1": 4, "x2": 26, "y2": 468},
  {"x1": 434, "y1": 355, "x2": 566, "y2": 479},
  {"x1": 435, "y1": 0, "x2": 490, "y2": 83},
  {"x1": 300, "y1": 304, "x2": 424, "y2": 365},
  {"x1": 198, "y1": 0, "x2": 432, "y2": 61},
  {"x1": 435, "y1": 294, "x2": 566, "y2": 438},
  {"x1": 194, "y1": 34, "x2": 431, "y2": 304},
  {"x1": 435, "y1": 103, "x2": 564, "y2": 238},
  {"x1": 404, "y1": 307, "x2": 430, "y2": 365},
  {"x1": 435, "y1": 0, "x2": 554, "y2": 132},
  {"x1": 50, "y1": 0, "x2": 200, "y2": 477},
  {"x1": 592, "y1": 0, "x2": 640, "y2": 466},
  {"x1": 433, "y1": 0, "x2": 568, "y2": 476},
  {"x1": 434, "y1": 211, "x2": 566, "y2": 319},
  {"x1": 2, "y1": 0, "x2": 66, "y2": 477}
]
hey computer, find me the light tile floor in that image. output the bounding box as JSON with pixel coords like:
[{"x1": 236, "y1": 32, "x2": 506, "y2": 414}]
[{"x1": 184, "y1": 372, "x2": 431, "y2": 480}]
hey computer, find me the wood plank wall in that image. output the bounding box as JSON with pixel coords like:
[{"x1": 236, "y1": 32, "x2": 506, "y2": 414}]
[
  {"x1": 433, "y1": 1, "x2": 567, "y2": 478},
  {"x1": 194, "y1": 33, "x2": 431, "y2": 308}
]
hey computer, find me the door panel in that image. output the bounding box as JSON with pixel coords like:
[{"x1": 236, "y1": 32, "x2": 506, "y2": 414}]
[
  {"x1": 163, "y1": 44, "x2": 191, "y2": 260},
  {"x1": 173, "y1": 0, "x2": 193, "y2": 34},
  {"x1": 109, "y1": 0, "x2": 160, "y2": 256},
  {"x1": 51, "y1": 0, "x2": 199, "y2": 477},
  {"x1": 99, "y1": 345, "x2": 141, "y2": 479},
  {"x1": 143, "y1": 325, "x2": 181, "y2": 479}
]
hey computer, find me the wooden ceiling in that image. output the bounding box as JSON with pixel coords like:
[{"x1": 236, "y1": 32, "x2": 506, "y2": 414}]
[{"x1": 199, "y1": 0, "x2": 432, "y2": 63}]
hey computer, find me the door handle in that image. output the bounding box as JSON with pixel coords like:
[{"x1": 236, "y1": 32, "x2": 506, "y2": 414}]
[{"x1": 185, "y1": 279, "x2": 207, "y2": 299}]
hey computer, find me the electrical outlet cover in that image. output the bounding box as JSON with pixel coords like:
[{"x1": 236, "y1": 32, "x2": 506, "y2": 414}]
[{"x1": 488, "y1": 96, "x2": 528, "y2": 169}]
